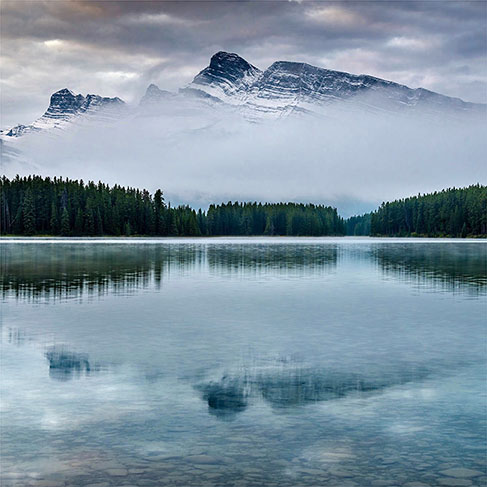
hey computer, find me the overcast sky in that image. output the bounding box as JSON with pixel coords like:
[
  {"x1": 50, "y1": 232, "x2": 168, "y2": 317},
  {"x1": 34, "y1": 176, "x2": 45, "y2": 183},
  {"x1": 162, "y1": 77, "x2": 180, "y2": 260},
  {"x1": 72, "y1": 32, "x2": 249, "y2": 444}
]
[{"x1": 1, "y1": 0, "x2": 486, "y2": 128}]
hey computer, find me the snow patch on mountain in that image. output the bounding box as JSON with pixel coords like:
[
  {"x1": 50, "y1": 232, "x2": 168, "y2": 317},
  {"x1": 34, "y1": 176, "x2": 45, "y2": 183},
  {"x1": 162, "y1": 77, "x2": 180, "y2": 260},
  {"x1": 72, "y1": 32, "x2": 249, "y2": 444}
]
[
  {"x1": 181, "y1": 51, "x2": 262, "y2": 106},
  {"x1": 2, "y1": 51, "x2": 485, "y2": 143},
  {"x1": 3, "y1": 88, "x2": 125, "y2": 138},
  {"x1": 181, "y1": 56, "x2": 484, "y2": 120}
]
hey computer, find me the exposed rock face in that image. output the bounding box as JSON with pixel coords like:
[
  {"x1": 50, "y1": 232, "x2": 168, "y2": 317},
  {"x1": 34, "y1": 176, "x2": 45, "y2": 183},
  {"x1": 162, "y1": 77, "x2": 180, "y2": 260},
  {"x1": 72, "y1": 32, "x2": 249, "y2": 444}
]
[
  {"x1": 44, "y1": 88, "x2": 124, "y2": 119},
  {"x1": 182, "y1": 51, "x2": 262, "y2": 103},
  {"x1": 4, "y1": 124, "x2": 37, "y2": 137},
  {"x1": 182, "y1": 54, "x2": 484, "y2": 119},
  {"x1": 4, "y1": 88, "x2": 125, "y2": 137},
  {"x1": 49, "y1": 89, "x2": 123, "y2": 116},
  {"x1": 2, "y1": 51, "x2": 485, "y2": 139}
]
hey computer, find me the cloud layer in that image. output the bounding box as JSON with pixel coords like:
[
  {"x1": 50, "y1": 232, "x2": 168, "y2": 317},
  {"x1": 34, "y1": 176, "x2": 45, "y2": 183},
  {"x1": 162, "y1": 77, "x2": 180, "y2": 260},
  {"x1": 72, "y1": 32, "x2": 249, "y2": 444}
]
[
  {"x1": 4, "y1": 102, "x2": 486, "y2": 217},
  {"x1": 1, "y1": 1, "x2": 486, "y2": 128}
]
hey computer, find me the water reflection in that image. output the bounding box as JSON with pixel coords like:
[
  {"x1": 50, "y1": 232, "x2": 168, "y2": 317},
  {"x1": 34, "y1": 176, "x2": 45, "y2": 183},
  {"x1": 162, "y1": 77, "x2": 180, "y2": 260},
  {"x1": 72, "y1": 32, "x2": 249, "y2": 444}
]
[
  {"x1": 200, "y1": 376, "x2": 249, "y2": 420},
  {"x1": 207, "y1": 244, "x2": 338, "y2": 277},
  {"x1": 0, "y1": 244, "x2": 203, "y2": 300},
  {"x1": 1, "y1": 240, "x2": 485, "y2": 487},
  {"x1": 45, "y1": 346, "x2": 101, "y2": 381},
  {"x1": 4, "y1": 327, "x2": 29, "y2": 346},
  {"x1": 374, "y1": 243, "x2": 486, "y2": 294},
  {"x1": 0, "y1": 243, "x2": 339, "y2": 300},
  {"x1": 197, "y1": 361, "x2": 431, "y2": 419},
  {"x1": 1, "y1": 241, "x2": 484, "y2": 301}
]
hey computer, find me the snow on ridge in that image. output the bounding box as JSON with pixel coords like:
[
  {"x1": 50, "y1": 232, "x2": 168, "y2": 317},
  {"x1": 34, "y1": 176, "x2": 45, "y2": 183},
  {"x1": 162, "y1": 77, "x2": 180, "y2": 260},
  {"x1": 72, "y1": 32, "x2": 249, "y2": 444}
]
[
  {"x1": 2, "y1": 51, "x2": 485, "y2": 140},
  {"x1": 3, "y1": 89, "x2": 126, "y2": 138}
]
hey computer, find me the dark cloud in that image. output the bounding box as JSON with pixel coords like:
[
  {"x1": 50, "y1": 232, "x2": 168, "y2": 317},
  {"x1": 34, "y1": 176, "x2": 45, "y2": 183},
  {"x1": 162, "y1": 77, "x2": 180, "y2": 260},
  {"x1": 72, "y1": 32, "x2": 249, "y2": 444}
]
[{"x1": 1, "y1": 0, "x2": 486, "y2": 127}]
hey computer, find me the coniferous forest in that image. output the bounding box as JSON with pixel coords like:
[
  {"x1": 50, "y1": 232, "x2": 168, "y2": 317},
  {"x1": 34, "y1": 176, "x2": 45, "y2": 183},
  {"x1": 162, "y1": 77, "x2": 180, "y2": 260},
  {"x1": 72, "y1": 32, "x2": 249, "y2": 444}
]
[
  {"x1": 345, "y1": 213, "x2": 372, "y2": 236},
  {"x1": 370, "y1": 185, "x2": 486, "y2": 237},
  {"x1": 0, "y1": 176, "x2": 344, "y2": 236},
  {"x1": 0, "y1": 176, "x2": 485, "y2": 237}
]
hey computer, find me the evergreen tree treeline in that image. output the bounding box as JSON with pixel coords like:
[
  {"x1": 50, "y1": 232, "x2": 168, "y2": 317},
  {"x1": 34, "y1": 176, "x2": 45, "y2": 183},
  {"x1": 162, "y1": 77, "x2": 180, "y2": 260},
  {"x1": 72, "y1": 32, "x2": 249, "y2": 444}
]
[
  {"x1": 370, "y1": 185, "x2": 487, "y2": 237},
  {"x1": 0, "y1": 175, "x2": 344, "y2": 237},
  {"x1": 345, "y1": 213, "x2": 371, "y2": 236},
  {"x1": 1, "y1": 176, "x2": 484, "y2": 237}
]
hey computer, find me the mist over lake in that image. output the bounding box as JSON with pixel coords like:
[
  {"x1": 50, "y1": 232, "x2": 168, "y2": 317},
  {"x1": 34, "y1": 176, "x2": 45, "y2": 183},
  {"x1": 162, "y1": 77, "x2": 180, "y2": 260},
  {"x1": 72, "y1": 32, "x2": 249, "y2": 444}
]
[{"x1": 3, "y1": 107, "x2": 486, "y2": 218}]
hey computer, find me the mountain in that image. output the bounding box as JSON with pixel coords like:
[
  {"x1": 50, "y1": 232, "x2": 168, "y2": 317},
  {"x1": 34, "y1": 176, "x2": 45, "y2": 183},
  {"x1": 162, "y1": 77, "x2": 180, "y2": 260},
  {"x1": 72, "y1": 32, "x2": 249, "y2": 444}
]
[
  {"x1": 181, "y1": 51, "x2": 262, "y2": 104},
  {"x1": 2, "y1": 51, "x2": 484, "y2": 139},
  {"x1": 180, "y1": 52, "x2": 483, "y2": 120},
  {"x1": 3, "y1": 88, "x2": 125, "y2": 137},
  {"x1": 139, "y1": 84, "x2": 175, "y2": 106}
]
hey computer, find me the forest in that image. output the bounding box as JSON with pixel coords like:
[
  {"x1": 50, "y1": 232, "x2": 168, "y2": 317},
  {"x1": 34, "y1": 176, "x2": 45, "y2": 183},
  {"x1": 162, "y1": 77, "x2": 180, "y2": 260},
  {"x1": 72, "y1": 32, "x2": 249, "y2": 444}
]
[
  {"x1": 0, "y1": 176, "x2": 485, "y2": 237},
  {"x1": 370, "y1": 185, "x2": 486, "y2": 237},
  {"x1": 345, "y1": 213, "x2": 371, "y2": 236},
  {"x1": 0, "y1": 175, "x2": 344, "y2": 236}
]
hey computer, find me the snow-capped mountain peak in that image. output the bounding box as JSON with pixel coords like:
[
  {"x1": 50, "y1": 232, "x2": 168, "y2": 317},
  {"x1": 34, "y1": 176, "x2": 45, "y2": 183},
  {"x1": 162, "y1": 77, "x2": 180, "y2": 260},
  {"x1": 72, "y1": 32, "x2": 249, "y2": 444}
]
[
  {"x1": 177, "y1": 53, "x2": 484, "y2": 120},
  {"x1": 2, "y1": 51, "x2": 485, "y2": 140},
  {"x1": 196, "y1": 51, "x2": 262, "y2": 88},
  {"x1": 4, "y1": 89, "x2": 125, "y2": 137},
  {"x1": 182, "y1": 51, "x2": 262, "y2": 104}
]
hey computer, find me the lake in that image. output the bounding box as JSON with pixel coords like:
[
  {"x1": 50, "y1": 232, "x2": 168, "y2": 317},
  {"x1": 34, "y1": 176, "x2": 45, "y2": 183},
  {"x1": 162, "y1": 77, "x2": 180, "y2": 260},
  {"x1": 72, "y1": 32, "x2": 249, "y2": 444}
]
[{"x1": 1, "y1": 238, "x2": 486, "y2": 487}]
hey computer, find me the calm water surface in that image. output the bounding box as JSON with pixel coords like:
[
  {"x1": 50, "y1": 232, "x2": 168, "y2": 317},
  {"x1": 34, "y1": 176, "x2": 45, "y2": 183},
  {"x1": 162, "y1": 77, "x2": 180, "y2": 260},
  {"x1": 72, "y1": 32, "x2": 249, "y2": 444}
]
[{"x1": 1, "y1": 238, "x2": 486, "y2": 487}]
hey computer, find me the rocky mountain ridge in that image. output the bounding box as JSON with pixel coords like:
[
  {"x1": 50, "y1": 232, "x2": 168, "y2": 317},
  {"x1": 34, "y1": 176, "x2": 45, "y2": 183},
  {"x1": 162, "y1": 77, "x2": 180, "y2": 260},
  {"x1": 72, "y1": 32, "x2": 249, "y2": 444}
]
[
  {"x1": 3, "y1": 88, "x2": 125, "y2": 137},
  {"x1": 181, "y1": 52, "x2": 483, "y2": 119},
  {"x1": 2, "y1": 51, "x2": 484, "y2": 138}
]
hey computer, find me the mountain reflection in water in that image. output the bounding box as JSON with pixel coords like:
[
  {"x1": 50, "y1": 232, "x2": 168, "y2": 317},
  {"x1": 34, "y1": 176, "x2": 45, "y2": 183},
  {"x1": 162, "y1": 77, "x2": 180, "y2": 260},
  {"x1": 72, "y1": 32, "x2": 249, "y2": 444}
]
[
  {"x1": 1, "y1": 240, "x2": 485, "y2": 486},
  {"x1": 197, "y1": 362, "x2": 431, "y2": 420},
  {"x1": 45, "y1": 347, "x2": 100, "y2": 381}
]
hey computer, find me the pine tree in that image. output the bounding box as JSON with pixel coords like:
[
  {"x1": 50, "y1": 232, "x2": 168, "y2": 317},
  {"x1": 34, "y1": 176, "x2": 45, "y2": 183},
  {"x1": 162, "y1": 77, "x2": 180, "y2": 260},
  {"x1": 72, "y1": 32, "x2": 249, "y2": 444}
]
[
  {"x1": 264, "y1": 216, "x2": 275, "y2": 236},
  {"x1": 84, "y1": 208, "x2": 95, "y2": 236},
  {"x1": 22, "y1": 188, "x2": 36, "y2": 235},
  {"x1": 50, "y1": 201, "x2": 59, "y2": 234},
  {"x1": 60, "y1": 207, "x2": 70, "y2": 236},
  {"x1": 74, "y1": 208, "x2": 84, "y2": 235}
]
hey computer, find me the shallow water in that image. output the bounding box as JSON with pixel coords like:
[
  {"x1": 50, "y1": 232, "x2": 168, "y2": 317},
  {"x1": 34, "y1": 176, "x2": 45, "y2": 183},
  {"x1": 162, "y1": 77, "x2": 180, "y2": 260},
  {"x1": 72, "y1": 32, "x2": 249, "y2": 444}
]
[{"x1": 1, "y1": 238, "x2": 486, "y2": 487}]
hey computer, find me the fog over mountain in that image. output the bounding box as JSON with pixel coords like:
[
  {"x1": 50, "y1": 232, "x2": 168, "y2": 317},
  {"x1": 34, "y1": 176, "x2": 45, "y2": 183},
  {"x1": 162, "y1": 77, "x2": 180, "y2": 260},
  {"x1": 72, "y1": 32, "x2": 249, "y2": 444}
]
[{"x1": 2, "y1": 52, "x2": 486, "y2": 217}]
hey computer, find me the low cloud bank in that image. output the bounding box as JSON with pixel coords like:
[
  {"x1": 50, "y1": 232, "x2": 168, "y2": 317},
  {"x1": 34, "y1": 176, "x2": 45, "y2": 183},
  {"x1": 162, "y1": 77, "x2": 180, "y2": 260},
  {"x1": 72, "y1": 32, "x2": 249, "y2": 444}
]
[{"x1": 3, "y1": 106, "x2": 486, "y2": 217}]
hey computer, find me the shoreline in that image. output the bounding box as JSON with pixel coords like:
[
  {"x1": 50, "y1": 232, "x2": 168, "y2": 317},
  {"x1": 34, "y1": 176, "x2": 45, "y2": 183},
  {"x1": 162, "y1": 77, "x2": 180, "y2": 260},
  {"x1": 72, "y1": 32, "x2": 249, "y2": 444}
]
[{"x1": 1, "y1": 235, "x2": 485, "y2": 243}]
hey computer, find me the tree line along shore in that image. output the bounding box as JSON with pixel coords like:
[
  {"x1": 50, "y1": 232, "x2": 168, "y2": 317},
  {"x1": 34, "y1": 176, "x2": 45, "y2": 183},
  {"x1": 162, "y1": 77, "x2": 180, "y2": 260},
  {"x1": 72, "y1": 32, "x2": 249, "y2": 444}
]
[{"x1": 1, "y1": 176, "x2": 485, "y2": 238}]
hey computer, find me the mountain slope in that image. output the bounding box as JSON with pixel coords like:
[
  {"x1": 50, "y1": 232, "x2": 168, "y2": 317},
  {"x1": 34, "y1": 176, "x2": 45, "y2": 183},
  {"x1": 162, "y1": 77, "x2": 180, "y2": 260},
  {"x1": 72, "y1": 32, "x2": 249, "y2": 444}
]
[
  {"x1": 180, "y1": 53, "x2": 484, "y2": 119},
  {"x1": 181, "y1": 51, "x2": 262, "y2": 105},
  {"x1": 3, "y1": 88, "x2": 125, "y2": 137},
  {"x1": 2, "y1": 51, "x2": 485, "y2": 140},
  {"x1": 139, "y1": 84, "x2": 175, "y2": 106}
]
